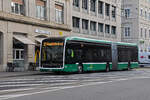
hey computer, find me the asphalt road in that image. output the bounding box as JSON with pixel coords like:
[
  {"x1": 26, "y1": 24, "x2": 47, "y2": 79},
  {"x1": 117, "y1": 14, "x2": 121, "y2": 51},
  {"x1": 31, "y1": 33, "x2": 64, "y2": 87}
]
[
  {"x1": 0, "y1": 68, "x2": 150, "y2": 100},
  {"x1": 8, "y1": 78, "x2": 150, "y2": 100}
]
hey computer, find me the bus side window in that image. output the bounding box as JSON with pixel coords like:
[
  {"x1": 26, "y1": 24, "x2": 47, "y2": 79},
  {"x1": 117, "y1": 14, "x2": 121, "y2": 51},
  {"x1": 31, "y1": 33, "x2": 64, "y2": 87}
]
[{"x1": 84, "y1": 49, "x2": 93, "y2": 62}]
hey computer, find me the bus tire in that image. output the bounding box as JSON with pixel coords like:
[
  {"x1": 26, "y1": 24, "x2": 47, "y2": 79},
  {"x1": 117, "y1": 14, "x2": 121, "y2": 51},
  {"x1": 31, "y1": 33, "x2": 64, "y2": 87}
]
[
  {"x1": 127, "y1": 67, "x2": 130, "y2": 70},
  {"x1": 128, "y1": 62, "x2": 131, "y2": 70},
  {"x1": 127, "y1": 66, "x2": 131, "y2": 71},
  {"x1": 106, "y1": 64, "x2": 110, "y2": 72},
  {"x1": 78, "y1": 65, "x2": 83, "y2": 74}
]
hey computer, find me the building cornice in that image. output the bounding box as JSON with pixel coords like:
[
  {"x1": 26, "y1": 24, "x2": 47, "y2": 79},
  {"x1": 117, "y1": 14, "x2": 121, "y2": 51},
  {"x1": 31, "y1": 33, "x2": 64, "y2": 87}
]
[{"x1": 0, "y1": 11, "x2": 71, "y2": 31}]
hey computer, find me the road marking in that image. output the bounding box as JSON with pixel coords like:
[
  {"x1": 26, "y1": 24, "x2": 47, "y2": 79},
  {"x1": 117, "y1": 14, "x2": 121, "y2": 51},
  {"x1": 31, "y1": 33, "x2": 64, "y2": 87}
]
[
  {"x1": 0, "y1": 84, "x2": 43, "y2": 88},
  {"x1": 1, "y1": 76, "x2": 150, "y2": 100},
  {"x1": 0, "y1": 79, "x2": 77, "y2": 85},
  {"x1": 0, "y1": 88, "x2": 34, "y2": 93}
]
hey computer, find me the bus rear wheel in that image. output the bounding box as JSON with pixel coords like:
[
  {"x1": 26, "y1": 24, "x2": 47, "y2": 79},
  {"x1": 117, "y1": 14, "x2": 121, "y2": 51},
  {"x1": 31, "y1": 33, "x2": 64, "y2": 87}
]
[
  {"x1": 127, "y1": 66, "x2": 131, "y2": 71},
  {"x1": 78, "y1": 65, "x2": 83, "y2": 74},
  {"x1": 128, "y1": 62, "x2": 131, "y2": 70}
]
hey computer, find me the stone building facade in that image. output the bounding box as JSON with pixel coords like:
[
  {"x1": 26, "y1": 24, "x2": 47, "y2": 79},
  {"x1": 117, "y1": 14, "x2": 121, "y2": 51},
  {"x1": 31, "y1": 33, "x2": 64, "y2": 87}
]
[
  {"x1": 122, "y1": 0, "x2": 150, "y2": 53},
  {"x1": 0, "y1": 0, "x2": 122, "y2": 71},
  {"x1": 0, "y1": 0, "x2": 71, "y2": 71},
  {"x1": 71, "y1": 0, "x2": 121, "y2": 41}
]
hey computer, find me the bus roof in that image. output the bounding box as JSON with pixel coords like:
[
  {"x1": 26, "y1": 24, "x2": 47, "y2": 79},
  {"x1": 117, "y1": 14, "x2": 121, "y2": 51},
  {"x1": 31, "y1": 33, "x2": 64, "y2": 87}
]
[
  {"x1": 42, "y1": 36, "x2": 137, "y2": 46},
  {"x1": 66, "y1": 36, "x2": 112, "y2": 44},
  {"x1": 116, "y1": 42, "x2": 137, "y2": 46},
  {"x1": 65, "y1": 36, "x2": 137, "y2": 46}
]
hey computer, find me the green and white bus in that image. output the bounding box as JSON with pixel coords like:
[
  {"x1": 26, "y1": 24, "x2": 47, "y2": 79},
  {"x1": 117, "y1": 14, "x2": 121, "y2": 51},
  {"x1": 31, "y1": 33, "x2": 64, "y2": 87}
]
[{"x1": 40, "y1": 36, "x2": 138, "y2": 73}]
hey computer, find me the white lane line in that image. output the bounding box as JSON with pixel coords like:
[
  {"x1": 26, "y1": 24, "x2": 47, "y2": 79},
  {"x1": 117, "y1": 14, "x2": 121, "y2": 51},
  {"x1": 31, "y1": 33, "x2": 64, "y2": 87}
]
[
  {"x1": 0, "y1": 82, "x2": 78, "y2": 88},
  {"x1": 0, "y1": 81, "x2": 110, "y2": 100},
  {"x1": 2, "y1": 76, "x2": 150, "y2": 100},
  {"x1": 0, "y1": 88, "x2": 34, "y2": 93},
  {"x1": 0, "y1": 79, "x2": 77, "y2": 85},
  {"x1": 0, "y1": 84, "x2": 43, "y2": 88}
]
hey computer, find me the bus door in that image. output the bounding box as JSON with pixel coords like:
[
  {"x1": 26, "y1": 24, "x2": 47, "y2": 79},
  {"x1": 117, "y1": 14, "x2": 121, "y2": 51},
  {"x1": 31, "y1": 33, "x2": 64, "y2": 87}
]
[{"x1": 111, "y1": 43, "x2": 118, "y2": 70}]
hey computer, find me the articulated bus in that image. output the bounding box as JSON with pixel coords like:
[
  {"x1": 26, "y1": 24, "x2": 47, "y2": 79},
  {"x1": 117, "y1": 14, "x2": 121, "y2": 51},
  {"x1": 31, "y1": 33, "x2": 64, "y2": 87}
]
[{"x1": 40, "y1": 37, "x2": 138, "y2": 73}]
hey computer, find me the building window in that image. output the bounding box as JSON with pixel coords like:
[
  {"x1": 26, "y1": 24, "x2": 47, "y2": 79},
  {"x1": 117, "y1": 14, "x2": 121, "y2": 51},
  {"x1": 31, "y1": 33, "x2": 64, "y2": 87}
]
[
  {"x1": 90, "y1": 21, "x2": 96, "y2": 31},
  {"x1": 13, "y1": 49, "x2": 24, "y2": 60},
  {"x1": 149, "y1": 30, "x2": 150, "y2": 38},
  {"x1": 98, "y1": 23, "x2": 104, "y2": 32},
  {"x1": 141, "y1": 28, "x2": 143, "y2": 37},
  {"x1": 11, "y1": 0, "x2": 25, "y2": 15},
  {"x1": 73, "y1": 0, "x2": 79, "y2": 7},
  {"x1": 124, "y1": 27, "x2": 130, "y2": 37},
  {"x1": 124, "y1": 9, "x2": 130, "y2": 18},
  {"x1": 112, "y1": 6, "x2": 116, "y2": 18},
  {"x1": 111, "y1": 26, "x2": 116, "y2": 35},
  {"x1": 90, "y1": 0, "x2": 96, "y2": 12},
  {"x1": 145, "y1": 11, "x2": 147, "y2": 19},
  {"x1": 105, "y1": 3, "x2": 110, "y2": 16},
  {"x1": 82, "y1": 0, "x2": 88, "y2": 10},
  {"x1": 98, "y1": 1, "x2": 103, "y2": 14},
  {"x1": 145, "y1": 29, "x2": 147, "y2": 38},
  {"x1": 36, "y1": 0, "x2": 46, "y2": 20},
  {"x1": 140, "y1": 9, "x2": 143, "y2": 16},
  {"x1": 82, "y1": 19, "x2": 88, "y2": 30},
  {"x1": 55, "y1": 3, "x2": 64, "y2": 24},
  {"x1": 73, "y1": 17, "x2": 80, "y2": 28},
  {"x1": 105, "y1": 24, "x2": 110, "y2": 34},
  {"x1": 149, "y1": 13, "x2": 150, "y2": 20}
]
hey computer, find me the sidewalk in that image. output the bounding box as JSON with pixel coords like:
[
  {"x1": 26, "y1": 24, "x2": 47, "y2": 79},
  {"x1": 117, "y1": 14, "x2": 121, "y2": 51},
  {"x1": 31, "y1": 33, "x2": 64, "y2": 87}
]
[{"x1": 0, "y1": 71, "x2": 49, "y2": 78}]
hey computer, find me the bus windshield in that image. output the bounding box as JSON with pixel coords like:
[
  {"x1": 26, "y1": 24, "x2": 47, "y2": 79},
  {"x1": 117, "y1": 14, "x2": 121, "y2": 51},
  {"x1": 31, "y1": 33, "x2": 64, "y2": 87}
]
[{"x1": 41, "y1": 41, "x2": 64, "y2": 68}]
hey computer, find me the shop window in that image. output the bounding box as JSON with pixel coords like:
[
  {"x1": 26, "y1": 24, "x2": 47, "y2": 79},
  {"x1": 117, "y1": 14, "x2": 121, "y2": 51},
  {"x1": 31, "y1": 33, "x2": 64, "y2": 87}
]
[
  {"x1": 13, "y1": 49, "x2": 24, "y2": 60},
  {"x1": 55, "y1": 3, "x2": 64, "y2": 24},
  {"x1": 11, "y1": 0, "x2": 25, "y2": 15},
  {"x1": 36, "y1": 0, "x2": 46, "y2": 20}
]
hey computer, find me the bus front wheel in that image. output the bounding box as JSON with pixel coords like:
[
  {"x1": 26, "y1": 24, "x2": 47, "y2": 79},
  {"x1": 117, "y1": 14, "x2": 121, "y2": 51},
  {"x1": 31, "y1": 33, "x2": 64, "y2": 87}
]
[{"x1": 78, "y1": 65, "x2": 83, "y2": 74}]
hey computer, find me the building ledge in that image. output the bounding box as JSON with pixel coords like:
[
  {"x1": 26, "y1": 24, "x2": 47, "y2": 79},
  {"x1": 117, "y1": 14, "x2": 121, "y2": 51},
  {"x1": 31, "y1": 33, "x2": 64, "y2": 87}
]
[{"x1": 0, "y1": 11, "x2": 71, "y2": 31}]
